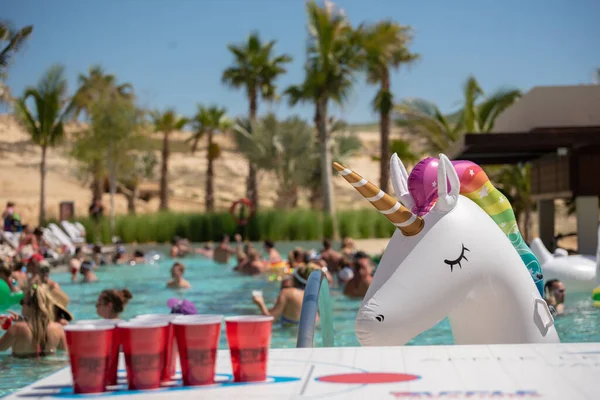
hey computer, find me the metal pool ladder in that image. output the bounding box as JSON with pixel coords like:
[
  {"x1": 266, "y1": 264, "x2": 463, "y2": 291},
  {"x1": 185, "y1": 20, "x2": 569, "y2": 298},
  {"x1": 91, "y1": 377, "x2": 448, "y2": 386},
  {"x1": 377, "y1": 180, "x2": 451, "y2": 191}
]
[{"x1": 296, "y1": 269, "x2": 335, "y2": 348}]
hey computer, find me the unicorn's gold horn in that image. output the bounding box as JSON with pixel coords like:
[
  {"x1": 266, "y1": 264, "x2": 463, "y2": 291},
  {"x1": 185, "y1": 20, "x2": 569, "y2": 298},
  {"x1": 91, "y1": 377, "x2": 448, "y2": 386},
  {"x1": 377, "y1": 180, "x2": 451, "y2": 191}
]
[{"x1": 333, "y1": 162, "x2": 424, "y2": 236}]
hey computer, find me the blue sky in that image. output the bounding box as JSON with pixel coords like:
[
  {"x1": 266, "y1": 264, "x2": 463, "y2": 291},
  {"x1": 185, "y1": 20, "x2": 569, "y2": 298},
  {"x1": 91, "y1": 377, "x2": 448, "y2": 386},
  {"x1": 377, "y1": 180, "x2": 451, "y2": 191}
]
[{"x1": 3, "y1": 0, "x2": 599, "y2": 124}]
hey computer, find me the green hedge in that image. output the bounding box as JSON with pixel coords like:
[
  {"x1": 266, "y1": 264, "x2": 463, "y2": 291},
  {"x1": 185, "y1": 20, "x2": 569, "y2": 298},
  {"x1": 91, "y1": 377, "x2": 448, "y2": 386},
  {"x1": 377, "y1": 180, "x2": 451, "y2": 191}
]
[{"x1": 74, "y1": 209, "x2": 396, "y2": 244}]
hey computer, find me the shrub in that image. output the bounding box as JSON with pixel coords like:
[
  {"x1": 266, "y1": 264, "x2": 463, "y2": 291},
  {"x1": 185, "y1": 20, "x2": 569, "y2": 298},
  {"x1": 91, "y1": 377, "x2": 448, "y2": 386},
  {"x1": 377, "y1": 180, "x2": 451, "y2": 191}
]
[{"x1": 76, "y1": 208, "x2": 394, "y2": 243}]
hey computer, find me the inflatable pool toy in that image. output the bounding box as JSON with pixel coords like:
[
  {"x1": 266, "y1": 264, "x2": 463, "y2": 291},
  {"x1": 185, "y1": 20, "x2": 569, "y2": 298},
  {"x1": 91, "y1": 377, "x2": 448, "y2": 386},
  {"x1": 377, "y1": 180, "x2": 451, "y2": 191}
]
[
  {"x1": 269, "y1": 261, "x2": 289, "y2": 269},
  {"x1": 335, "y1": 154, "x2": 559, "y2": 346},
  {"x1": 0, "y1": 280, "x2": 23, "y2": 311},
  {"x1": 529, "y1": 238, "x2": 597, "y2": 292},
  {"x1": 593, "y1": 286, "x2": 600, "y2": 307}
]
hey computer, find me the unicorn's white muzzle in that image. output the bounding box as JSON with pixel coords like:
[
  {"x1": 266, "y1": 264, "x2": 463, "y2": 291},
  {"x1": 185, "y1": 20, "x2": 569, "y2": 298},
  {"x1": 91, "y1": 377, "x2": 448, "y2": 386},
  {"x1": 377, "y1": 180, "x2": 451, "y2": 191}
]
[{"x1": 355, "y1": 297, "x2": 414, "y2": 347}]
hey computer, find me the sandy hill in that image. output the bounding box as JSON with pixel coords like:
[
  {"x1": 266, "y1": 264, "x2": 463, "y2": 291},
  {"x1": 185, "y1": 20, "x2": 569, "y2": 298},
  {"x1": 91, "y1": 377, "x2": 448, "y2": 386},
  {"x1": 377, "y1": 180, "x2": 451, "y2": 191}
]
[
  {"x1": 0, "y1": 114, "x2": 415, "y2": 222},
  {"x1": 0, "y1": 114, "x2": 578, "y2": 248}
]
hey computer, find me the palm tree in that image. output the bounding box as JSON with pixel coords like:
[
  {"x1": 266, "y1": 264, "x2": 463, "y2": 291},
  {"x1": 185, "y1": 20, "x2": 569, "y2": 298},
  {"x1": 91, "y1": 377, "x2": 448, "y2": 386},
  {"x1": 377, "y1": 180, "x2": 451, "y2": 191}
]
[
  {"x1": 233, "y1": 114, "x2": 315, "y2": 208},
  {"x1": 395, "y1": 75, "x2": 521, "y2": 152},
  {"x1": 72, "y1": 65, "x2": 133, "y2": 118},
  {"x1": 13, "y1": 64, "x2": 73, "y2": 225},
  {"x1": 188, "y1": 105, "x2": 231, "y2": 212},
  {"x1": 495, "y1": 163, "x2": 533, "y2": 240},
  {"x1": 303, "y1": 118, "x2": 363, "y2": 209},
  {"x1": 222, "y1": 32, "x2": 292, "y2": 210},
  {"x1": 0, "y1": 22, "x2": 33, "y2": 74},
  {"x1": 371, "y1": 138, "x2": 420, "y2": 166},
  {"x1": 0, "y1": 22, "x2": 33, "y2": 107},
  {"x1": 355, "y1": 20, "x2": 419, "y2": 193},
  {"x1": 150, "y1": 109, "x2": 189, "y2": 211},
  {"x1": 285, "y1": 0, "x2": 360, "y2": 226},
  {"x1": 72, "y1": 65, "x2": 134, "y2": 201}
]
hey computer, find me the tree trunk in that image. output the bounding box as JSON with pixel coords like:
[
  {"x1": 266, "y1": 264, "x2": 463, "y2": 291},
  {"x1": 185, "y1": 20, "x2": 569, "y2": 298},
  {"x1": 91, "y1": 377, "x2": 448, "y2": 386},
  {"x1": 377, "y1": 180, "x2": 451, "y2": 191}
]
[
  {"x1": 92, "y1": 159, "x2": 104, "y2": 201},
  {"x1": 39, "y1": 145, "x2": 47, "y2": 226},
  {"x1": 317, "y1": 97, "x2": 338, "y2": 239},
  {"x1": 309, "y1": 186, "x2": 322, "y2": 209},
  {"x1": 159, "y1": 130, "x2": 170, "y2": 210},
  {"x1": 107, "y1": 147, "x2": 117, "y2": 239},
  {"x1": 310, "y1": 105, "x2": 323, "y2": 209},
  {"x1": 206, "y1": 131, "x2": 215, "y2": 212},
  {"x1": 246, "y1": 91, "x2": 259, "y2": 209},
  {"x1": 275, "y1": 184, "x2": 299, "y2": 209},
  {"x1": 379, "y1": 72, "x2": 391, "y2": 193},
  {"x1": 126, "y1": 186, "x2": 137, "y2": 215}
]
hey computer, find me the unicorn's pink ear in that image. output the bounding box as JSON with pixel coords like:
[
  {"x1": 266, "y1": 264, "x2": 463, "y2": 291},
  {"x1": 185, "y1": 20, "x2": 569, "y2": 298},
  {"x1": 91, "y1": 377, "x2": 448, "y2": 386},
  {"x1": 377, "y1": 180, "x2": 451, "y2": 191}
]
[
  {"x1": 390, "y1": 153, "x2": 415, "y2": 210},
  {"x1": 433, "y1": 154, "x2": 460, "y2": 213}
]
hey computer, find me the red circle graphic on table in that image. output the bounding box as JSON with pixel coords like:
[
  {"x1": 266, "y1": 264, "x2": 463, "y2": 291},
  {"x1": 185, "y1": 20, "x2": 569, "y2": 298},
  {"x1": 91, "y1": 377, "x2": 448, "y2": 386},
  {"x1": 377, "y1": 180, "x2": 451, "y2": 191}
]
[{"x1": 316, "y1": 372, "x2": 420, "y2": 384}]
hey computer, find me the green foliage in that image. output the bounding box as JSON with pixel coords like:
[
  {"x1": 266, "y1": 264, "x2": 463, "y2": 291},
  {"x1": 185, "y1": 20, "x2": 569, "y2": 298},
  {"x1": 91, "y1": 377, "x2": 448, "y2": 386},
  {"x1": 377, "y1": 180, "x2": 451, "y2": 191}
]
[
  {"x1": 14, "y1": 64, "x2": 73, "y2": 148},
  {"x1": 354, "y1": 20, "x2": 419, "y2": 113},
  {"x1": 0, "y1": 22, "x2": 33, "y2": 73},
  {"x1": 394, "y1": 75, "x2": 522, "y2": 153},
  {"x1": 222, "y1": 32, "x2": 293, "y2": 104},
  {"x1": 150, "y1": 108, "x2": 189, "y2": 133},
  {"x1": 72, "y1": 65, "x2": 134, "y2": 119},
  {"x1": 77, "y1": 209, "x2": 395, "y2": 244},
  {"x1": 371, "y1": 138, "x2": 420, "y2": 164},
  {"x1": 188, "y1": 104, "x2": 230, "y2": 155},
  {"x1": 233, "y1": 114, "x2": 314, "y2": 193}
]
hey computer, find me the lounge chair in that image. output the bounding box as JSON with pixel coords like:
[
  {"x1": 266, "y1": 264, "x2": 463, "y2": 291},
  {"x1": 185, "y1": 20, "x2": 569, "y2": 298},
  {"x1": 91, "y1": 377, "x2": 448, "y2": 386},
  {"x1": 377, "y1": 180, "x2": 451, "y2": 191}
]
[
  {"x1": 48, "y1": 223, "x2": 77, "y2": 255},
  {"x1": 60, "y1": 221, "x2": 86, "y2": 245},
  {"x1": 74, "y1": 222, "x2": 87, "y2": 238},
  {"x1": 40, "y1": 227, "x2": 71, "y2": 263},
  {"x1": 1, "y1": 231, "x2": 20, "y2": 250},
  {"x1": 41, "y1": 227, "x2": 63, "y2": 249}
]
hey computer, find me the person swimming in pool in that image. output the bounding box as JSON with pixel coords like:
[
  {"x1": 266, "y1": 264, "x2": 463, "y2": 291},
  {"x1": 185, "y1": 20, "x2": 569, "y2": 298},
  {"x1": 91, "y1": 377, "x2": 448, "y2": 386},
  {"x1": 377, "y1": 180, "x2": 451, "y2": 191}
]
[
  {"x1": 544, "y1": 279, "x2": 566, "y2": 316},
  {"x1": 96, "y1": 288, "x2": 133, "y2": 319},
  {"x1": 80, "y1": 260, "x2": 98, "y2": 283},
  {"x1": 0, "y1": 284, "x2": 67, "y2": 357},
  {"x1": 251, "y1": 266, "x2": 317, "y2": 327},
  {"x1": 263, "y1": 239, "x2": 282, "y2": 264},
  {"x1": 166, "y1": 262, "x2": 191, "y2": 289}
]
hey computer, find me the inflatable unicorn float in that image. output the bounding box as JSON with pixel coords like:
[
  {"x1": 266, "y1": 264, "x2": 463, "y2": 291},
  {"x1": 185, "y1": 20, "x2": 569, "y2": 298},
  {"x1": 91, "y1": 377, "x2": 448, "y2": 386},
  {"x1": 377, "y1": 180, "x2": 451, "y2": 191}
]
[
  {"x1": 334, "y1": 154, "x2": 560, "y2": 346},
  {"x1": 529, "y1": 237, "x2": 598, "y2": 292}
]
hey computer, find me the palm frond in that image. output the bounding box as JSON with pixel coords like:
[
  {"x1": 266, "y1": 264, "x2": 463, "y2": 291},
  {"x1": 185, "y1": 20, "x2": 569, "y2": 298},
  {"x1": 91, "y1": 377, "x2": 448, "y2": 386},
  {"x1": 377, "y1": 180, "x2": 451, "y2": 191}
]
[{"x1": 0, "y1": 23, "x2": 33, "y2": 69}]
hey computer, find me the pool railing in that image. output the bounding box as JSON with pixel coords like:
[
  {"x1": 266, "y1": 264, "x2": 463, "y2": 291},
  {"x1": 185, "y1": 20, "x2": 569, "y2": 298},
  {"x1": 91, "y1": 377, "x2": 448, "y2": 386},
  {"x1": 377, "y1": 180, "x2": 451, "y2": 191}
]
[{"x1": 296, "y1": 269, "x2": 335, "y2": 348}]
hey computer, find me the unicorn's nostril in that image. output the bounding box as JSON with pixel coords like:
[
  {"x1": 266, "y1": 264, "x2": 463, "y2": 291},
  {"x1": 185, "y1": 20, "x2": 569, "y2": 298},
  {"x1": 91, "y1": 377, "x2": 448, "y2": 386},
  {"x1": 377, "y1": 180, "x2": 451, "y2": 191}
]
[{"x1": 375, "y1": 314, "x2": 385, "y2": 322}]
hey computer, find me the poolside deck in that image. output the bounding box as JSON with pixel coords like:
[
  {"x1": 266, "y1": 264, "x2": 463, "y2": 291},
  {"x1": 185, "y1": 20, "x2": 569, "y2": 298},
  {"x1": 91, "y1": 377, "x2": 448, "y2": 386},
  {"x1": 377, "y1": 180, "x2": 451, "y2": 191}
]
[{"x1": 6, "y1": 342, "x2": 600, "y2": 399}]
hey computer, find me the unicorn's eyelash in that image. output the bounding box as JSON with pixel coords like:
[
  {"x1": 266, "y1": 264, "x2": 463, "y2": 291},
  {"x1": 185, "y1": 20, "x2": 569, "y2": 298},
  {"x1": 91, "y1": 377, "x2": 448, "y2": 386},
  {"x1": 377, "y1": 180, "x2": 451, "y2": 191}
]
[{"x1": 444, "y1": 244, "x2": 470, "y2": 272}]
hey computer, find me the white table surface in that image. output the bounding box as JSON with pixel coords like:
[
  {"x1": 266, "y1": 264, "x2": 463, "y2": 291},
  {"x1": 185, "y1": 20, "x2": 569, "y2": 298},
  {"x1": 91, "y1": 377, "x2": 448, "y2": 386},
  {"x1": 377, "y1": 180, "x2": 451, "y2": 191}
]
[{"x1": 6, "y1": 343, "x2": 600, "y2": 399}]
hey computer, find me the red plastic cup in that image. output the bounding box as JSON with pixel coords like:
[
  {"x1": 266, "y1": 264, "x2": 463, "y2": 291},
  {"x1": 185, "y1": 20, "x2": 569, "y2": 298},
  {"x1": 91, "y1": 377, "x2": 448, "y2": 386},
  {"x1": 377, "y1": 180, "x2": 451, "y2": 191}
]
[
  {"x1": 173, "y1": 315, "x2": 222, "y2": 386},
  {"x1": 117, "y1": 321, "x2": 168, "y2": 390},
  {"x1": 74, "y1": 319, "x2": 122, "y2": 386},
  {"x1": 64, "y1": 324, "x2": 115, "y2": 394},
  {"x1": 225, "y1": 316, "x2": 274, "y2": 382},
  {"x1": 132, "y1": 314, "x2": 178, "y2": 381}
]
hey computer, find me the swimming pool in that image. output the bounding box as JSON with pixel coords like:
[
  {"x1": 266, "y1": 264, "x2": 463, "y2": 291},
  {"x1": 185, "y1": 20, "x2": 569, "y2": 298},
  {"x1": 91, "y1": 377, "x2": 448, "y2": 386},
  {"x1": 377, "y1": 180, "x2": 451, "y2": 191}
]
[{"x1": 1, "y1": 254, "x2": 599, "y2": 397}]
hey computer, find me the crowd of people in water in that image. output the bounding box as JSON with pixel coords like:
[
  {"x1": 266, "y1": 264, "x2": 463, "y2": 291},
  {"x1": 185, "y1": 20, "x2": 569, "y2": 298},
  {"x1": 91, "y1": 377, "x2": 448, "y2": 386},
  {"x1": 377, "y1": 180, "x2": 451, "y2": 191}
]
[
  {"x1": 0, "y1": 199, "x2": 570, "y2": 359},
  {"x1": 0, "y1": 200, "x2": 378, "y2": 357}
]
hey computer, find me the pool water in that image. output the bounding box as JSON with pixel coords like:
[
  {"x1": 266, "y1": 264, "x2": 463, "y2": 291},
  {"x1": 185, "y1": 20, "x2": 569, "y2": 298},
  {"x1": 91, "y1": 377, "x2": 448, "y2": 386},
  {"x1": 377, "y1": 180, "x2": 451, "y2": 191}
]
[{"x1": 1, "y1": 254, "x2": 599, "y2": 397}]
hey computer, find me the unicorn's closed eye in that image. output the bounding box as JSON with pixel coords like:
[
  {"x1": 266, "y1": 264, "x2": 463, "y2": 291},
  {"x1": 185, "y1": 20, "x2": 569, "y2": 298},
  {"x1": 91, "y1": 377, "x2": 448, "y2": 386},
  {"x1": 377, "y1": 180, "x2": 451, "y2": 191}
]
[{"x1": 334, "y1": 154, "x2": 560, "y2": 346}]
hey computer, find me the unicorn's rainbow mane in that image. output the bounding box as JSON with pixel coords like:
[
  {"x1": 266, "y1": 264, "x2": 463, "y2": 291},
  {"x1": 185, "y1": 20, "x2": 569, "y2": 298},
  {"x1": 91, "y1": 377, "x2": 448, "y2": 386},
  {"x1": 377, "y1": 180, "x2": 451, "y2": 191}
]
[{"x1": 452, "y1": 160, "x2": 544, "y2": 296}]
